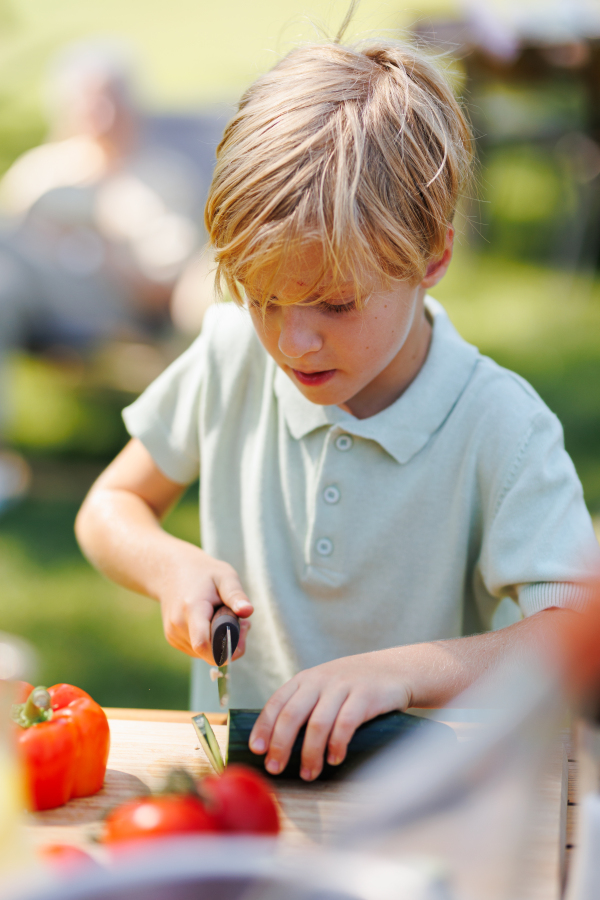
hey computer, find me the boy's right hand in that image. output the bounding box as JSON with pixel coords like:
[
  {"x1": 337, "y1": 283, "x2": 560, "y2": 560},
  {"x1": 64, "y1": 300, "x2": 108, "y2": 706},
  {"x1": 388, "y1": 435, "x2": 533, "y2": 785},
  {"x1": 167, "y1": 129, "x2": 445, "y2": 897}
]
[
  {"x1": 157, "y1": 547, "x2": 253, "y2": 664},
  {"x1": 74, "y1": 439, "x2": 253, "y2": 665}
]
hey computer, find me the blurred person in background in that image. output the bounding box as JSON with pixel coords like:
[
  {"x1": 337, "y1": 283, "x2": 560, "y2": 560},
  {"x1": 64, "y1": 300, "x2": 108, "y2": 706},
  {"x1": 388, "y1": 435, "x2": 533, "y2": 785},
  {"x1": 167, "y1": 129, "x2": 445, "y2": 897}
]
[{"x1": 0, "y1": 41, "x2": 209, "y2": 512}]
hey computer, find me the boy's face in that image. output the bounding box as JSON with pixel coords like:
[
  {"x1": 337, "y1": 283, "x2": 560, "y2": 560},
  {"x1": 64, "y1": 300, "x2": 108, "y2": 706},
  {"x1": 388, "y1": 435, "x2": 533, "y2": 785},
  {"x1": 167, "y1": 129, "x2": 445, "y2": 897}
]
[{"x1": 246, "y1": 236, "x2": 453, "y2": 419}]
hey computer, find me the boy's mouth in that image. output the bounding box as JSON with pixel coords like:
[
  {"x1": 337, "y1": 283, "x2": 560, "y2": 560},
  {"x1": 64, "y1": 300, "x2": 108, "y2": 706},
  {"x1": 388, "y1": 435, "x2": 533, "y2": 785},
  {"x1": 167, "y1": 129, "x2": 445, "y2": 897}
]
[{"x1": 291, "y1": 368, "x2": 336, "y2": 387}]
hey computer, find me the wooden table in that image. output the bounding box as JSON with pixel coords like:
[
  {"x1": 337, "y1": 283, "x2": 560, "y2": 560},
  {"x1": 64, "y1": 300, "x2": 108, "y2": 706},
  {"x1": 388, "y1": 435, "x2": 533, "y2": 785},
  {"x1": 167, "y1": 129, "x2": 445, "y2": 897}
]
[{"x1": 24, "y1": 709, "x2": 573, "y2": 899}]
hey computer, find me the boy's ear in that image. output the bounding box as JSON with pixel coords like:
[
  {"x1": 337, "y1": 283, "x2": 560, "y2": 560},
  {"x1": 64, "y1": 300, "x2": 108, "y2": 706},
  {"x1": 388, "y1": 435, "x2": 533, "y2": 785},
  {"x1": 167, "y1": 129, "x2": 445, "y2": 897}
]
[{"x1": 420, "y1": 227, "x2": 454, "y2": 289}]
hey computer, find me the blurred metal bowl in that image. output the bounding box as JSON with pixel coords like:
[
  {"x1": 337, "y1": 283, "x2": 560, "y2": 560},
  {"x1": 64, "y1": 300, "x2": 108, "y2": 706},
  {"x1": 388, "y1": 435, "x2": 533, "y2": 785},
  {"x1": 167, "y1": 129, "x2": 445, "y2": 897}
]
[{"x1": 14, "y1": 837, "x2": 449, "y2": 900}]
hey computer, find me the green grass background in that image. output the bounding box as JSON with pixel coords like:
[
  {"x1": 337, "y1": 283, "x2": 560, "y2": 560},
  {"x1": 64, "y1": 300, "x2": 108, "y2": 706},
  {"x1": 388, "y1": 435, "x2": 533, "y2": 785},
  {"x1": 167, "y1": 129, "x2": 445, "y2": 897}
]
[{"x1": 0, "y1": 0, "x2": 599, "y2": 708}]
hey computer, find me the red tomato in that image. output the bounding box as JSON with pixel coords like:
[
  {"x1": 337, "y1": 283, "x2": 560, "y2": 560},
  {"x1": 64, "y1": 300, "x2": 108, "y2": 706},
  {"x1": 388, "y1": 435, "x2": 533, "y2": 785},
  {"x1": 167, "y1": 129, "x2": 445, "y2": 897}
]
[
  {"x1": 103, "y1": 795, "x2": 219, "y2": 845},
  {"x1": 202, "y1": 765, "x2": 280, "y2": 835}
]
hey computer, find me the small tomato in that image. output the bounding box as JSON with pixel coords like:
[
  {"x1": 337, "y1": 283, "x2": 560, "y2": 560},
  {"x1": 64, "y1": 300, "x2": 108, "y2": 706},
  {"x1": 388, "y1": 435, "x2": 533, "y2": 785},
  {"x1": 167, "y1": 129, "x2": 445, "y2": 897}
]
[
  {"x1": 202, "y1": 765, "x2": 280, "y2": 835},
  {"x1": 103, "y1": 794, "x2": 219, "y2": 845}
]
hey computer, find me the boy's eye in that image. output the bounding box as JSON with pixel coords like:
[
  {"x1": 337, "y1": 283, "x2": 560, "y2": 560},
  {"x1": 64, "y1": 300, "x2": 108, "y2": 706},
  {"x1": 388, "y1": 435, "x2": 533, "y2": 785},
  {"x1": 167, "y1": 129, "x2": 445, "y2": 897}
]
[
  {"x1": 245, "y1": 295, "x2": 265, "y2": 311},
  {"x1": 245, "y1": 292, "x2": 356, "y2": 315},
  {"x1": 317, "y1": 301, "x2": 356, "y2": 314}
]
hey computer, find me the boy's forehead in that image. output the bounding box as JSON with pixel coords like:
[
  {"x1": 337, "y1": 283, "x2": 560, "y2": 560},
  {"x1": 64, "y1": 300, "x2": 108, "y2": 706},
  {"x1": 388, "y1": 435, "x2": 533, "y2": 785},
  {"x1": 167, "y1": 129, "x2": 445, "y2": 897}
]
[
  {"x1": 248, "y1": 270, "x2": 355, "y2": 304},
  {"x1": 246, "y1": 243, "x2": 374, "y2": 301},
  {"x1": 268, "y1": 245, "x2": 339, "y2": 289}
]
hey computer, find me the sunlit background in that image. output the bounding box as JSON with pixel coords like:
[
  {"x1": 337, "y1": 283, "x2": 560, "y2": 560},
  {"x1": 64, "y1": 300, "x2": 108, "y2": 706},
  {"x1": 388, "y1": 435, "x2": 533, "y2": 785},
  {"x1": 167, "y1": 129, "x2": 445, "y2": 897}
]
[{"x1": 1, "y1": 0, "x2": 599, "y2": 708}]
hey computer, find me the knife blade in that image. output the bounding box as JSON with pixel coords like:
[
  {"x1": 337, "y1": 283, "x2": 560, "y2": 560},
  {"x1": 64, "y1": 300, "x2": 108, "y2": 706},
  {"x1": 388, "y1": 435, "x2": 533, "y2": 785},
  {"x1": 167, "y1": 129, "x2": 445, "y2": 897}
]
[
  {"x1": 217, "y1": 627, "x2": 232, "y2": 707},
  {"x1": 210, "y1": 606, "x2": 240, "y2": 708}
]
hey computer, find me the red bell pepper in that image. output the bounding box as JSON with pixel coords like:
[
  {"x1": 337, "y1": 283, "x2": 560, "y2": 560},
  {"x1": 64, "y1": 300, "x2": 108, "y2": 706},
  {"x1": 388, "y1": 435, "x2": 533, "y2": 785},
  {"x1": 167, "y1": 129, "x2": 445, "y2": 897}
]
[{"x1": 12, "y1": 683, "x2": 110, "y2": 811}]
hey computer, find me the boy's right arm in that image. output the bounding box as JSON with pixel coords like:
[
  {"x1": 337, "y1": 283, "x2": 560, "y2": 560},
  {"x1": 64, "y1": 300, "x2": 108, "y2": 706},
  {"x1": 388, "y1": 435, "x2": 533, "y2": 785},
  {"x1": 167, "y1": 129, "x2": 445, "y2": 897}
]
[{"x1": 75, "y1": 438, "x2": 253, "y2": 663}]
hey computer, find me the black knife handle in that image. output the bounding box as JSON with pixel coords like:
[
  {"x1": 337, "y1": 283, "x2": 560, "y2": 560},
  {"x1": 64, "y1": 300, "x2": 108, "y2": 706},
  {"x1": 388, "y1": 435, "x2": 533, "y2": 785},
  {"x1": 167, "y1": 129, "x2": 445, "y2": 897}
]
[{"x1": 210, "y1": 606, "x2": 240, "y2": 666}]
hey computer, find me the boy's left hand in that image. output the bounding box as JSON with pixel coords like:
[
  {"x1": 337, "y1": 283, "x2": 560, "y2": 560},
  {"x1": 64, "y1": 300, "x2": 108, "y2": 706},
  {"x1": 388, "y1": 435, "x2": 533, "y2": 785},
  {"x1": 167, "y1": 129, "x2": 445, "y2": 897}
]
[
  {"x1": 248, "y1": 608, "x2": 577, "y2": 781},
  {"x1": 248, "y1": 651, "x2": 411, "y2": 781}
]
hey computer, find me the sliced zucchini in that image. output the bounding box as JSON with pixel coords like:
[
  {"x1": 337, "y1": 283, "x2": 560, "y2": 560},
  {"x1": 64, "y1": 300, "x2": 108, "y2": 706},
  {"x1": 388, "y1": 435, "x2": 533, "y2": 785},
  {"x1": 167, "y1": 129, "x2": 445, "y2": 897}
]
[
  {"x1": 191, "y1": 713, "x2": 225, "y2": 774},
  {"x1": 227, "y1": 709, "x2": 456, "y2": 780}
]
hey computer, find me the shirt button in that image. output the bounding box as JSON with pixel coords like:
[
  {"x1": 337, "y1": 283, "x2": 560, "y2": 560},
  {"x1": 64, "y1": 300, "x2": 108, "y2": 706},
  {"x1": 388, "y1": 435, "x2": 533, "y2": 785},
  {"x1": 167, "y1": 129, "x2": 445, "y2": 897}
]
[
  {"x1": 335, "y1": 434, "x2": 353, "y2": 452},
  {"x1": 323, "y1": 485, "x2": 340, "y2": 504},
  {"x1": 316, "y1": 537, "x2": 333, "y2": 557}
]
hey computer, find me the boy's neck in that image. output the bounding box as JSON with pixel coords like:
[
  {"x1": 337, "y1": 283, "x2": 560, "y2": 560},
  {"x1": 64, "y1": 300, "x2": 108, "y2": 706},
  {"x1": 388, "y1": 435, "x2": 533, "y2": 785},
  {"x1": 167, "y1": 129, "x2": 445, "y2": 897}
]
[{"x1": 338, "y1": 291, "x2": 432, "y2": 420}]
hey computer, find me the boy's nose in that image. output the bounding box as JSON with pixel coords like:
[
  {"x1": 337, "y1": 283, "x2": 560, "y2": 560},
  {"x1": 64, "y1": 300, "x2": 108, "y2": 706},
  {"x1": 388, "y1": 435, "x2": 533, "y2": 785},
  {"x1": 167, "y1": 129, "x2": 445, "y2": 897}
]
[{"x1": 277, "y1": 306, "x2": 323, "y2": 359}]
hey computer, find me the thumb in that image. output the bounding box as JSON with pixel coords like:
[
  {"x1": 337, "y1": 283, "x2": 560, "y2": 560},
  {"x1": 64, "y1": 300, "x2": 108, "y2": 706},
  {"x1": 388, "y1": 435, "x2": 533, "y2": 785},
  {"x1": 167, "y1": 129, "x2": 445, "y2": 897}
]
[{"x1": 213, "y1": 567, "x2": 253, "y2": 618}]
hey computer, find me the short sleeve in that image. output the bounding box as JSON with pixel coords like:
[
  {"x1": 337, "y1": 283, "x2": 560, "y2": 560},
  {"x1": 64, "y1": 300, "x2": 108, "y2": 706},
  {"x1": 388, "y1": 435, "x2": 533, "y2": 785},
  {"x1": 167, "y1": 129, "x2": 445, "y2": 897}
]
[
  {"x1": 478, "y1": 409, "x2": 600, "y2": 614},
  {"x1": 122, "y1": 329, "x2": 208, "y2": 485}
]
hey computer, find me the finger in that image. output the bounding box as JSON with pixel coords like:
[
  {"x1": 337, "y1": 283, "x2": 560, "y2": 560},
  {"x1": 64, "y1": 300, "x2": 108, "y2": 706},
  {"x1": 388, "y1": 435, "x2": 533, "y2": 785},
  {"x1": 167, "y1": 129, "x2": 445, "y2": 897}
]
[
  {"x1": 187, "y1": 598, "x2": 223, "y2": 661},
  {"x1": 164, "y1": 620, "x2": 201, "y2": 659},
  {"x1": 213, "y1": 568, "x2": 253, "y2": 617},
  {"x1": 231, "y1": 619, "x2": 251, "y2": 661},
  {"x1": 327, "y1": 694, "x2": 371, "y2": 767},
  {"x1": 264, "y1": 685, "x2": 321, "y2": 776},
  {"x1": 249, "y1": 679, "x2": 299, "y2": 756},
  {"x1": 164, "y1": 629, "x2": 191, "y2": 656},
  {"x1": 299, "y1": 688, "x2": 350, "y2": 780},
  {"x1": 162, "y1": 607, "x2": 194, "y2": 655}
]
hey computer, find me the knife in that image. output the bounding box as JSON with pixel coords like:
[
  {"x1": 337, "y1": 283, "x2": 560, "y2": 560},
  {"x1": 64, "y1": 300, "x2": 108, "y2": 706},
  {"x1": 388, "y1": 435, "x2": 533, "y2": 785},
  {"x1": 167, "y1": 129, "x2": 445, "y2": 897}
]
[{"x1": 210, "y1": 606, "x2": 240, "y2": 708}]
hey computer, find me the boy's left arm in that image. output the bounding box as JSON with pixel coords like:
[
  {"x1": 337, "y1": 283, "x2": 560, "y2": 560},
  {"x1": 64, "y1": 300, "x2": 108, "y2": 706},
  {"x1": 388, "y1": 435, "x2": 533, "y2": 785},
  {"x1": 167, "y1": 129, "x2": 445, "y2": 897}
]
[{"x1": 249, "y1": 606, "x2": 575, "y2": 781}]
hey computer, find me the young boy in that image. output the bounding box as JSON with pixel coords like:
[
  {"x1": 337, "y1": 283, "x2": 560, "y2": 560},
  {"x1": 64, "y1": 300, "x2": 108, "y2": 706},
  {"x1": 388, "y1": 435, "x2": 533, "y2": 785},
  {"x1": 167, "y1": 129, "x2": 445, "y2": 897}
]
[{"x1": 76, "y1": 40, "x2": 600, "y2": 783}]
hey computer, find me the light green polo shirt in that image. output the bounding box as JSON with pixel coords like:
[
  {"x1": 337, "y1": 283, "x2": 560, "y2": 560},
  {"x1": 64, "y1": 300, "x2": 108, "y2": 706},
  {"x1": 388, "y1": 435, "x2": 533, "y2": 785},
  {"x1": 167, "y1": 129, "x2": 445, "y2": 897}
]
[{"x1": 123, "y1": 298, "x2": 600, "y2": 711}]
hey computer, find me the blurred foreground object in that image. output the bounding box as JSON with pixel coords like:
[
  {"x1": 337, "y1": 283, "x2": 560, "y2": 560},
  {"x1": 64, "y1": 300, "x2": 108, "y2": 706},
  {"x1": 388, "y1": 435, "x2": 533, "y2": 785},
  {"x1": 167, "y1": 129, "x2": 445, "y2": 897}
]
[
  {"x1": 333, "y1": 589, "x2": 600, "y2": 900},
  {"x1": 14, "y1": 837, "x2": 450, "y2": 900},
  {"x1": 557, "y1": 584, "x2": 600, "y2": 900},
  {"x1": 101, "y1": 764, "x2": 279, "y2": 849},
  {"x1": 102, "y1": 791, "x2": 218, "y2": 849},
  {"x1": 200, "y1": 765, "x2": 280, "y2": 835},
  {"x1": 337, "y1": 655, "x2": 569, "y2": 899},
  {"x1": 0, "y1": 634, "x2": 36, "y2": 883},
  {"x1": 36, "y1": 844, "x2": 99, "y2": 878}
]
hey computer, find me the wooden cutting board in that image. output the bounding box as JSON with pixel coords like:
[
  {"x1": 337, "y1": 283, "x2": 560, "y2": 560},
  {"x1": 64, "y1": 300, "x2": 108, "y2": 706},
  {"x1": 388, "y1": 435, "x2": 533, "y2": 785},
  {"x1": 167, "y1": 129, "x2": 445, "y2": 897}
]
[
  {"x1": 24, "y1": 715, "x2": 357, "y2": 851},
  {"x1": 23, "y1": 710, "x2": 569, "y2": 899}
]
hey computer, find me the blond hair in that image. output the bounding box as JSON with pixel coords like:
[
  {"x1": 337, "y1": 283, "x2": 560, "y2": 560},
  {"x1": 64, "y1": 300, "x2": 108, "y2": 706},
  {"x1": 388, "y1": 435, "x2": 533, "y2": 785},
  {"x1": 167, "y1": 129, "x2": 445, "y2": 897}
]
[{"x1": 206, "y1": 40, "x2": 472, "y2": 307}]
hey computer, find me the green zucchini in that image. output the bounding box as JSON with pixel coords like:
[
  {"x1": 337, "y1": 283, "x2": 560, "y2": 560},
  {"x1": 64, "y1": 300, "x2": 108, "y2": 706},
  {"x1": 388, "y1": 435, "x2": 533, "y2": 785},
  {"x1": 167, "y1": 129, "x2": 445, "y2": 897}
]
[
  {"x1": 226, "y1": 709, "x2": 456, "y2": 781},
  {"x1": 192, "y1": 713, "x2": 225, "y2": 774}
]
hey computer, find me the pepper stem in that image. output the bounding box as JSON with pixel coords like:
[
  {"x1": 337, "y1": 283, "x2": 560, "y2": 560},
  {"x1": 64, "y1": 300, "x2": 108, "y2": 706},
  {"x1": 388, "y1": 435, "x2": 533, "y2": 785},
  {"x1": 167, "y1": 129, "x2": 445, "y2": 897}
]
[
  {"x1": 11, "y1": 686, "x2": 53, "y2": 728},
  {"x1": 25, "y1": 687, "x2": 51, "y2": 719}
]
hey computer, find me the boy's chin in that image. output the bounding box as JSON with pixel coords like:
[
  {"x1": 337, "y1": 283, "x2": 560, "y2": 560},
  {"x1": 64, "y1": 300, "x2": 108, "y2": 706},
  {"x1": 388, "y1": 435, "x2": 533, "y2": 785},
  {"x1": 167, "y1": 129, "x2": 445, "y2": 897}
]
[{"x1": 292, "y1": 378, "x2": 354, "y2": 409}]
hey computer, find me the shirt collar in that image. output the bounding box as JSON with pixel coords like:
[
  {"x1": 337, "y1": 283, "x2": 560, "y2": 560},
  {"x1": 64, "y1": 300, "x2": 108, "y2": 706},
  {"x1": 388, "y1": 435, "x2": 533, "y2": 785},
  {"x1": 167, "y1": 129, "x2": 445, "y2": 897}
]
[{"x1": 273, "y1": 296, "x2": 480, "y2": 465}]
